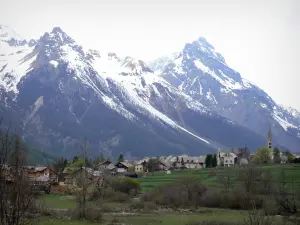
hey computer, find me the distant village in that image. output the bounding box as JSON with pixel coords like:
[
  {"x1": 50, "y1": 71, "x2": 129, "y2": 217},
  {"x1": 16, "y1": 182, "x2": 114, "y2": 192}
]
[{"x1": 2, "y1": 128, "x2": 300, "y2": 193}]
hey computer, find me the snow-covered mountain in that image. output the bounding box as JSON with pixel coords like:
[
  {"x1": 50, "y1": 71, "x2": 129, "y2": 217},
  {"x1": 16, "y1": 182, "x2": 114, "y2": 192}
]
[
  {"x1": 0, "y1": 25, "x2": 297, "y2": 158},
  {"x1": 149, "y1": 37, "x2": 300, "y2": 151}
]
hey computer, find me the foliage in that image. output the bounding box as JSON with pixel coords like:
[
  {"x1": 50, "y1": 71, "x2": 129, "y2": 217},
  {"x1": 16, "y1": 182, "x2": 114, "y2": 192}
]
[
  {"x1": 72, "y1": 156, "x2": 80, "y2": 163},
  {"x1": 283, "y1": 150, "x2": 295, "y2": 163},
  {"x1": 147, "y1": 158, "x2": 160, "y2": 172},
  {"x1": 253, "y1": 147, "x2": 272, "y2": 164},
  {"x1": 273, "y1": 147, "x2": 281, "y2": 164},
  {"x1": 93, "y1": 152, "x2": 106, "y2": 167},
  {"x1": 293, "y1": 158, "x2": 300, "y2": 163},
  {"x1": 212, "y1": 154, "x2": 217, "y2": 167},
  {"x1": 111, "y1": 177, "x2": 140, "y2": 196},
  {"x1": 75, "y1": 138, "x2": 93, "y2": 220},
  {"x1": 117, "y1": 154, "x2": 124, "y2": 163},
  {"x1": 205, "y1": 154, "x2": 213, "y2": 168},
  {"x1": 51, "y1": 157, "x2": 68, "y2": 181},
  {"x1": 0, "y1": 129, "x2": 37, "y2": 225},
  {"x1": 141, "y1": 177, "x2": 207, "y2": 208},
  {"x1": 71, "y1": 206, "x2": 102, "y2": 222},
  {"x1": 69, "y1": 159, "x2": 85, "y2": 168},
  {"x1": 181, "y1": 157, "x2": 185, "y2": 166}
]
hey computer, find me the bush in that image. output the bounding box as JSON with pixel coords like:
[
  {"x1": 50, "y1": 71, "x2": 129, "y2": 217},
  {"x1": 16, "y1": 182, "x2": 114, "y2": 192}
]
[
  {"x1": 111, "y1": 191, "x2": 131, "y2": 202},
  {"x1": 200, "y1": 188, "x2": 263, "y2": 210},
  {"x1": 111, "y1": 177, "x2": 140, "y2": 196},
  {"x1": 88, "y1": 186, "x2": 101, "y2": 201},
  {"x1": 200, "y1": 189, "x2": 223, "y2": 208},
  {"x1": 130, "y1": 200, "x2": 158, "y2": 212},
  {"x1": 71, "y1": 206, "x2": 102, "y2": 222},
  {"x1": 141, "y1": 178, "x2": 207, "y2": 208}
]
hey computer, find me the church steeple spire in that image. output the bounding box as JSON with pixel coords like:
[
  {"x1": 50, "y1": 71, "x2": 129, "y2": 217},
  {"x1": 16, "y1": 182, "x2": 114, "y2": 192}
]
[{"x1": 267, "y1": 127, "x2": 272, "y2": 149}]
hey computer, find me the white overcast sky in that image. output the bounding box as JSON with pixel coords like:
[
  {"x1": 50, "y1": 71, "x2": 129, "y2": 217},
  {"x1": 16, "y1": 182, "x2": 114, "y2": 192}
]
[{"x1": 0, "y1": 0, "x2": 299, "y2": 110}]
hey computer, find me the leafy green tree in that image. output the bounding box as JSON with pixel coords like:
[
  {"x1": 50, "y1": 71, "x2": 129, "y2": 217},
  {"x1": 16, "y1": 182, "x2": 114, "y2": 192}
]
[
  {"x1": 72, "y1": 155, "x2": 79, "y2": 163},
  {"x1": 147, "y1": 158, "x2": 159, "y2": 173},
  {"x1": 70, "y1": 159, "x2": 85, "y2": 168},
  {"x1": 92, "y1": 152, "x2": 106, "y2": 168},
  {"x1": 117, "y1": 154, "x2": 124, "y2": 163},
  {"x1": 181, "y1": 157, "x2": 185, "y2": 166},
  {"x1": 283, "y1": 150, "x2": 295, "y2": 162},
  {"x1": 273, "y1": 147, "x2": 281, "y2": 163},
  {"x1": 99, "y1": 152, "x2": 105, "y2": 162},
  {"x1": 254, "y1": 147, "x2": 272, "y2": 164},
  {"x1": 212, "y1": 154, "x2": 217, "y2": 167},
  {"x1": 205, "y1": 154, "x2": 213, "y2": 168},
  {"x1": 85, "y1": 157, "x2": 93, "y2": 168}
]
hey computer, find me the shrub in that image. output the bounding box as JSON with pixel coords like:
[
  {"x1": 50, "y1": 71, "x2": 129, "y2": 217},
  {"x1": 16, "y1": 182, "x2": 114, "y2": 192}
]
[
  {"x1": 88, "y1": 186, "x2": 101, "y2": 201},
  {"x1": 130, "y1": 200, "x2": 157, "y2": 212},
  {"x1": 200, "y1": 189, "x2": 223, "y2": 208},
  {"x1": 200, "y1": 187, "x2": 264, "y2": 210},
  {"x1": 71, "y1": 206, "x2": 102, "y2": 222},
  {"x1": 141, "y1": 178, "x2": 207, "y2": 208},
  {"x1": 111, "y1": 177, "x2": 140, "y2": 196}
]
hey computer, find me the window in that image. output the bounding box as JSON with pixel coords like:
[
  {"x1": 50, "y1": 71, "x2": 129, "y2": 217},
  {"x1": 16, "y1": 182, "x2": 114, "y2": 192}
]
[{"x1": 225, "y1": 160, "x2": 228, "y2": 163}]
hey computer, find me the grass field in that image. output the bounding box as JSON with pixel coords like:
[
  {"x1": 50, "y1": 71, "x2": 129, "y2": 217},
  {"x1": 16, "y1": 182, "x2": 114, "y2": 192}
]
[
  {"x1": 38, "y1": 208, "x2": 249, "y2": 225},
  {"x1": 137, "y1": 164, "x2": 300, "y2": 192},
  {"x1": 39, "y1": 194, "x2": 77, "y2": 209}
]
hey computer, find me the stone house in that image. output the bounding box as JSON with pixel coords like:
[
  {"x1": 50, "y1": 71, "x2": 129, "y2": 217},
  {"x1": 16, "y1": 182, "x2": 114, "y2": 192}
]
[
  {"x1": 217, "y1": 150, "x2": 237, "y2": 167},
  {"x1": 134, "y1": 160, "x2": 147, "y2": 173},
  {"x1": 166, "y1": 155, "x2": 206, "y2": 169},
  {"x1": 25, "y1": 166, "x2": 58, "y2": 183},
  {"x1": 63, "y1": 167, "x2": 102, "y2": 186},
  {"x1": 115, "y1": 162, "x2": 133, "y2": 174}
]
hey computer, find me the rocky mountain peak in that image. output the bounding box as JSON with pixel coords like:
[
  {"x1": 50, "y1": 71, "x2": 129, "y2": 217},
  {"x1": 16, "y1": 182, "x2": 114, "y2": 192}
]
[
  {"x1": 196, "y1": 37, "x2": 215, "y2": 49},
  {"x1": 182, "y1": 37, "x2": 226, "y2": 65},
  {"x1": 0, "y1": 24, "x2": 27, "y2": 46},
  {"x1": 39, "y1": 27, "x2": 75, "y2": 47},
  {"x1": 120, "y1": 56, "x2": 153, "y2": 75}
]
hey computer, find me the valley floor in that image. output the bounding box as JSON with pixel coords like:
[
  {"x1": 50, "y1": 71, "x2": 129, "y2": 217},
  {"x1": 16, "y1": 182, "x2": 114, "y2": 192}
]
[{"x1": 36, "y1": 164, "x2": 300, "y2": 225}]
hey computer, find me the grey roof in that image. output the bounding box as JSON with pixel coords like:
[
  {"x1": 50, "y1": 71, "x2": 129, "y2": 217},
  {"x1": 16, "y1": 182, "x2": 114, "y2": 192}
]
[
  {"x1": 106, "y1": 163, "x2": 116, "y2": 170},
  {"x1": 34, "y1": 166, "x2": 48, "y2": 172},
  {"x1": 117, "y1": 161, "x2": 133, "y2": 168}
]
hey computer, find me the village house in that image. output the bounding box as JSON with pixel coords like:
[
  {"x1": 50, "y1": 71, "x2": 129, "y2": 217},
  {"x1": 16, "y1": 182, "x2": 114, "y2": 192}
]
[
  {"x1": 97, "y1": 160, "x2": 117, "y2": 175},
  {"x1": 25, "y1": 166, "x2": 58, "y2": 183},
  {"x1": 98, "y1": 160, "x2": 113, "y2": 170},
  {"x1": 165, "y1": 155, "x2": 206, "y2": 169},
  {"x1": 217, "y1": 149, "x2": 238, "y2": 167},
  {"x1": 63, "y1": 167, "x2": 102, "y2": 186},
  {"x1": 115, "y1": 161, "x2": 134, "y2": 174},
  {"x1": 134, "y1": 160, "x2": 147, "y2": 173},
  {"x1": 137, "y1": 157, "x2": 169, "y2": 171}
]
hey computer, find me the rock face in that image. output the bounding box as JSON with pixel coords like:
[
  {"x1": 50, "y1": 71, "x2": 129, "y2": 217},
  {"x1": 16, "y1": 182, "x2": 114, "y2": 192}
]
[
  {"x1": 0, "y1": 25, "x2": 298, "y2": 158},
  {"x1": 149, "y1": 37, "x2": 300, "y2": 151}
]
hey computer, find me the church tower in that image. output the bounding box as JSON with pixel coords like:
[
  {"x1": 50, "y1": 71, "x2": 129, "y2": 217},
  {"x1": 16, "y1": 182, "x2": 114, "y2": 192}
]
[{"x1": 267, "y1": 127, "x2": 272, "y2": 149}]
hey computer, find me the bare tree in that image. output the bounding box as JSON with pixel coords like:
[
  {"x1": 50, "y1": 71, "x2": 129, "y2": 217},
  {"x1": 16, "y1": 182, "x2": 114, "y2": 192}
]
[
  {"x1": 0, "y1": 123, "x2": 36, "y2": 225},
  {"x1": 243, "y1": 201, "x2": 273, "y2": 225},
  {"x1": 75, "y1": 138, "x2": 92, "y2": 220},
  {"x1": 274, "y1": 169, "x2": 298, "y2": 215},
  {"x1": 238, "y1": 165, "x2": 264, "y2": 194},
  {"x1": 217, "y1": 167, "x2": 234, "y2": 192}
]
